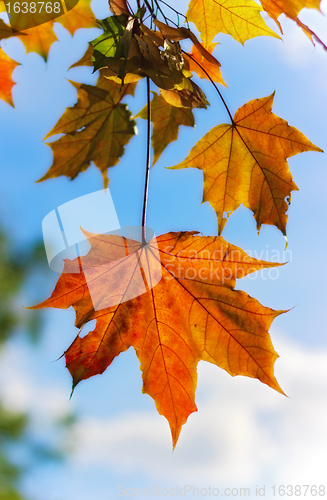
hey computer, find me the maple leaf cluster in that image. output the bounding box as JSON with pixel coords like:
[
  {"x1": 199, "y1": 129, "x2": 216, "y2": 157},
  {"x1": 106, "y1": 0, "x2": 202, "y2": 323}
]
[{"x1": 0, "y1": 0, "x2": 324, "y2": 446}]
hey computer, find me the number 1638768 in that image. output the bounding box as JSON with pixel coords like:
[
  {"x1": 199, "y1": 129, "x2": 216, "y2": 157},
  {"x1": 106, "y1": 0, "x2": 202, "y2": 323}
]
[{"x1": 5, "y1": 2, "x2": 63, "y2": 14}]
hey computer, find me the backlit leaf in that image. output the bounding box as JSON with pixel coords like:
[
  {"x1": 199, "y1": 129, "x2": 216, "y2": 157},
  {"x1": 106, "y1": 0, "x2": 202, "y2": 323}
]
[
  {"x1": 171, "y1": 94, "x2": 322, "y2": 235},
  {"x1": 259, "y1": 0, "x2": 327, "y2": 49},
  {"x1": 91, "y1": 14, "x2": 132, "y2": 82},
  {"x1": 31, "y1": 230, "x2": 284, "y2": 447},
  {"x1": 17, "y1": 22, "x2": 57, "y2": 60},
  {"x1": 0, "y1": 49, "x2": 19, "y2": 105},
  {"x1": 40, "y1": 76, "x2": 137, "y2": 187},
  {"x1": 183, "y1": 42, "x2": 226, "y2": 86},
  {"x1": 91, "y1": 15, "x2": 127, "y2": 63},
  {"x1": 56, "y1": 0, "x2": 98, "y2": 35},
  {"x1": 109, "y1": 0, "x2": 130, "y2": 16},
  {"x1": 135, "y1": 91, "x2": 195, "y2": 165},
  {"x1": 14, "y1": 0, "x2": 96, "y2": 59},
  {"x1": 186, "y1": 0, "x2": 280, "y2": 45}
]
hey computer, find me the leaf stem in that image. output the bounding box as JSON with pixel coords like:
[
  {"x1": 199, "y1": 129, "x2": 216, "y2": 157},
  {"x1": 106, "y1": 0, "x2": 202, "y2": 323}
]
[
  {"x1": 142, "y1": 76, "x2": 152, "y2": 244},
  {"x1": 182, "y1": 50, "x2": 235, "y2": 125}
]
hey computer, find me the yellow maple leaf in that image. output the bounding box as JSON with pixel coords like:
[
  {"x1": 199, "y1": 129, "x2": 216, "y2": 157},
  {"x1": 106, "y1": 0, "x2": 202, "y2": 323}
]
[
  {"x1": 186, "y1": 0, "x2": 280, "y2": 45},
  {"x1": 56, "y1": 0, "x2": 97, "y2": 34},
  {"x1": 9, "y1": 0, "x2": 96, "y2": 59},
  {"x1": 17, "y1": 22, "x2": 57, "y2": 60}
]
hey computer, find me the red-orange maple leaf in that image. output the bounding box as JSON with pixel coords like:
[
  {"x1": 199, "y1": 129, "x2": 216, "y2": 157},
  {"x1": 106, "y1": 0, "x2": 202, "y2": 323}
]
[
  {"x1": 0, "y1": 49, "x2": 19, "y2": 105},
  {"x1": 31, "y1": 229, "x2": 284, "y2": 447}
]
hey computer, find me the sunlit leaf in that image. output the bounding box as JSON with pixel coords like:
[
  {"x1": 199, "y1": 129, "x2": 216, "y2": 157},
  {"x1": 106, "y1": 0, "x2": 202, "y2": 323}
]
[
  {"x1": 171, "y1": 94, "x2": 322, "y2": 235},
  {"x1": 17, "y1": 22, "x2": 57, "y2": 60},
  {"x1": 0, "y1": 49, "x2": 19, "y2": 105},
  {"x1": 40, "y1": 76, "x2": 137, "y2": 187},
  {"x1": 31, "y1": 230, "x2": 284, "y2": 447},
  {"x1": 135, "y1": 91, "x2": 195, "y2": 165},
  {"x1": 259, "y1": 0, "x2": 327, "y2": 49},
  {"x1": 186, "y1": 0, "x2": 280, "y2": 45},
  {"x1": 56, "y1": 0, "x2": 98, "y2": 35},
  {"x1": 13, "y1": 0, "x2": 96, "y2": 59},
  {"x1": 184, "y1": 42, "x2": 226, "y2": 86}
]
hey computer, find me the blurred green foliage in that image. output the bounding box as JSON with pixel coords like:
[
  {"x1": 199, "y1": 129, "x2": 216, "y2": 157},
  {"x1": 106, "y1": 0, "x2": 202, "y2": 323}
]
[
  {"x1": 0, "y1": 405, "x2": 28, "y2": 500},
  {"x1": 0, "y1": 227, "x2": 71, "y2": 499},
  {"x1": 0, "y1": 231, "x2": 45, "y2": 345},
  {"x1": 0, "y1": 228, "x2": 36, "y2": 499}
]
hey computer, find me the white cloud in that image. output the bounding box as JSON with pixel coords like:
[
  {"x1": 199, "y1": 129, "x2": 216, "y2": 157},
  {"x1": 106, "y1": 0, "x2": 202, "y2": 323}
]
[
  {"x1": 1, "y1": 329, "x2": 326, "y2": 497},
  {"x1": 67, "y1": 333, "x2": 327, "y2": 493},
  {"x1": 0, "y1": 341, "x2": 71, "y2": 425}
]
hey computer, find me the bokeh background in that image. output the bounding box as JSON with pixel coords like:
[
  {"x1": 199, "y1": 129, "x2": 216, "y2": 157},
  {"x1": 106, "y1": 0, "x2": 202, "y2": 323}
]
[{"x1": 0, "y1": 0, "x2": 327, "y2": 497}]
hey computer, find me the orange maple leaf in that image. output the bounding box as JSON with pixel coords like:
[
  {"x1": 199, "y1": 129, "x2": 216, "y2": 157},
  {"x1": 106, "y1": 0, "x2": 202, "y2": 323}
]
[
  {"x1": 171, "y1": 94, "x2": 322, "y2": 235},
  {"x1": 183, "y1": 42, "x2": 226, "y2": 86},
  {"x1": 0, "y1": 49, "x2": 19, "y2": 105},
  {"x1": 31, "y1": 229, "x2": 284, "y2": 447}
]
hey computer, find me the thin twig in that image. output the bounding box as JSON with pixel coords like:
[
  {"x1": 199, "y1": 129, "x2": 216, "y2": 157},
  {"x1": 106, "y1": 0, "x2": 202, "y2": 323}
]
[
  {"x1": 182, "y1": 50, "x2": 235, "y2": 124},
  {"x1": 142, "y1": 77, "x2": 152, "y2": 245}
]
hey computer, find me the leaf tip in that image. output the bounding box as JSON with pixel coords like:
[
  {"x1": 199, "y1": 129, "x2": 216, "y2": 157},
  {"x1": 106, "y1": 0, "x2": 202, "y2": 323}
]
[
  {"x1": 69, "y1": 379, "x2": 79, "y2": 400},
  {"x1": 284, "y1": 235, "x2": 288, "y2": 251},
  {"x1": 69, "y1": 389, "x2": 74, "y2": 400},
  {"x1": 102, "y1": 170, "x2": 109, "y2": 189},
  {"x1": 66, "y1": 79, "x2": 82, "y2": 92}
]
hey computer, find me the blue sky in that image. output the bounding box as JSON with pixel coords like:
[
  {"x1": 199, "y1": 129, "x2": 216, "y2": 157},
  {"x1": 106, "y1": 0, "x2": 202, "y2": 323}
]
[{"x1": 0, "y1": 0, "x2": 327, "y2": 498}]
